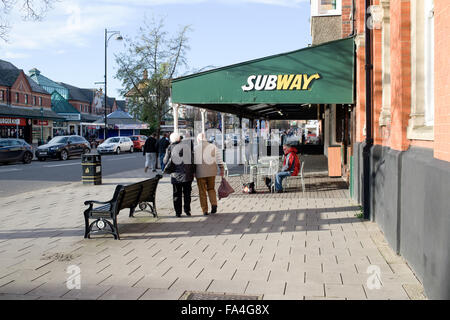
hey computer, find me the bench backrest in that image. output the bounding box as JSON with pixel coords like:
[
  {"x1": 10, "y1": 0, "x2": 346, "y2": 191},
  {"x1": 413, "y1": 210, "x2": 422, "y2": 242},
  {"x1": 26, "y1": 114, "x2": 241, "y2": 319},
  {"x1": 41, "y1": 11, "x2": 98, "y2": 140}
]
[
  {"x1": 112, "y1": 175, "x2": 163, "y2": 215},
  {"x1": 138, "y1": 174, "x2": 163, "y2": 204}
]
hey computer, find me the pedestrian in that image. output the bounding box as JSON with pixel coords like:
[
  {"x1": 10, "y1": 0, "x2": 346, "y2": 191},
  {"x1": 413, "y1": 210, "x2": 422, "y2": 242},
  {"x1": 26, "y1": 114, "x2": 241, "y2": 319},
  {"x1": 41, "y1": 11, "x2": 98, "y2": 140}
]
[
  {"x1": 265, "y1": 144, "x2": 300, "y2": 193},
  {"x1": 143, "y1": 132, "x2": 158, "y2": 173},
  {"x1": 164, "y1": 132, "x2": 194, "y2": 217},
  {"x1": 156, "y1": 133, "x2": 170, "y2": 171},
  {"x1": 194, "y1": 133, "x2": 224, "y2": 216}
]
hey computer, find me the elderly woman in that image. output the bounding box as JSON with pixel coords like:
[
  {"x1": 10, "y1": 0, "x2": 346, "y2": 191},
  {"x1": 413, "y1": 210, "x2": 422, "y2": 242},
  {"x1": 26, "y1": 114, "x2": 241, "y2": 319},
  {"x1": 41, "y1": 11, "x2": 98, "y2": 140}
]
[
  {"x1": 163, "y1": 132, "x2": 194, "y2": 217},
  {"x1": 194, "y1": 133, "x2": 224, "y2": 215}
]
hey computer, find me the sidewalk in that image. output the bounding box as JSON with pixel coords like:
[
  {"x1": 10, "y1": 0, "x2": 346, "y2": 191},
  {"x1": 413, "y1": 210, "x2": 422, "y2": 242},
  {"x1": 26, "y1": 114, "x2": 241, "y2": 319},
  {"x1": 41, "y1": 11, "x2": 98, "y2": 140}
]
[{"x1": 0, "y1": 160, "x2": 426, "y2": 300}]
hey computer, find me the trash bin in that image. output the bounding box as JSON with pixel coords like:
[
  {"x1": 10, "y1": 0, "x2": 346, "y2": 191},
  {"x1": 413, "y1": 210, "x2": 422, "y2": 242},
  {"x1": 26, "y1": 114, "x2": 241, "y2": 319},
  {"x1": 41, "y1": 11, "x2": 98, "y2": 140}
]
[{"x1": 82, "y1": 153, "x2": 102, "y2": 185}]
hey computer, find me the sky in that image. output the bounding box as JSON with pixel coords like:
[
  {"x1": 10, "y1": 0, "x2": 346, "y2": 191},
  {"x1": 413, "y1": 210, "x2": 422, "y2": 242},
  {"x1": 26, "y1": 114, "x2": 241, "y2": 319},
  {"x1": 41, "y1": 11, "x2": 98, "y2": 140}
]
[{"x1": 0, "y1": 0, "x2": 312, "y2": 100}]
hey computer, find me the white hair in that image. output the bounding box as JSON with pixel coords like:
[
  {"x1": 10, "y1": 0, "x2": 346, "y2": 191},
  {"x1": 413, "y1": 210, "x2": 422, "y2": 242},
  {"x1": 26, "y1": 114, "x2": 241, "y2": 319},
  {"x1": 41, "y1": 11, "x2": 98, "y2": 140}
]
[
  {"x1": 170, "y1": 132, "x2": 181, "y2": 143},
  {"x1": 197, "y1": 133, "x2": 206, "y2": 143}
]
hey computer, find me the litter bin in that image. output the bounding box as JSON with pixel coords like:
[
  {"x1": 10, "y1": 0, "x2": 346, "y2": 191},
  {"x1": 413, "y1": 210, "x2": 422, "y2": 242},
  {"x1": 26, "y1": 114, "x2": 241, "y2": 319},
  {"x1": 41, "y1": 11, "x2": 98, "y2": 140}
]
[{"x1": 82, "y1": 153, "x2": 102, "y2": 185}]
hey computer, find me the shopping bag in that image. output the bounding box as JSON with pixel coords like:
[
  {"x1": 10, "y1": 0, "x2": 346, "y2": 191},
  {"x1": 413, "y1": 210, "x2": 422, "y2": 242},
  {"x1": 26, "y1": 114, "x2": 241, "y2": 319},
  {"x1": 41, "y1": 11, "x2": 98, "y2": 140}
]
[{"x1": 218, "y1": 177, "x2": 235, "y2": 200}]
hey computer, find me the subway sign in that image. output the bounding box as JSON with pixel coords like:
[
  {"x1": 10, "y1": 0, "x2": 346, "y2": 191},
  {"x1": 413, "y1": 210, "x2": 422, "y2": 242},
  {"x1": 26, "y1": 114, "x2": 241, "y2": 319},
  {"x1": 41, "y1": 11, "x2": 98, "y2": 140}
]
[{"x1": 241, "y1": 74, "x2": 321, "y2": 92}]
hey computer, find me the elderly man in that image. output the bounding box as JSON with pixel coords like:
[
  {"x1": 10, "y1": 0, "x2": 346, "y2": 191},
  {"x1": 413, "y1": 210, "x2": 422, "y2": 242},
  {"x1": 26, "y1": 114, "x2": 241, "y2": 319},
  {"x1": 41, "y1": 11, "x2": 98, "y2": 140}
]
[
  {"x1": 194, "y1": 133, "x2": 224, "y2": 215},
  {"x1": 266, "y1": 144, "x2": 300, "y2": 193}
]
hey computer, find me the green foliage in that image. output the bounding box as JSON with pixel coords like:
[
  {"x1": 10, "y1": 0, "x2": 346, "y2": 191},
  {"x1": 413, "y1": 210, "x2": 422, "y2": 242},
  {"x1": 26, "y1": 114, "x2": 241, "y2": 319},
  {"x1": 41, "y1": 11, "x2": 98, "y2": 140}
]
[
  {"x1": 115, "y1": 17, "x2": 191, "y2": 134},
  {"x1": 355, "y1": 206, "x2": 364, "y2": 219}
]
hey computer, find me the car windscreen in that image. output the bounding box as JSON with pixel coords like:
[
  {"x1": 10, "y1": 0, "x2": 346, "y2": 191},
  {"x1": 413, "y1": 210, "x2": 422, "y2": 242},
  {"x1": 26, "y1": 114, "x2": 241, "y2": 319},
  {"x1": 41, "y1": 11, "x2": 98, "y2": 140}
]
[
  {"x1": 0, "y1": 140, "x2": 13, "y2": 147},
  {"x1": 49, "y1": 137, "x2": 69, "y2": 144},
  {"x1": 105, "y1": 138, "x2": 120, "y2": 143}
]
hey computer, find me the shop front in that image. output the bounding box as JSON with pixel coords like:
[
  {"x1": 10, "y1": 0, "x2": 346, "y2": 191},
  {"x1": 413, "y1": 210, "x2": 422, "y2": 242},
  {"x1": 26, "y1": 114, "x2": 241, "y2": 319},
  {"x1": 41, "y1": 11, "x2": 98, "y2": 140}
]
[
  {"x1": 32, "y1": 119, "x2": 53, "y2": 145},
  {"x1": 0, "y1": 117, "x2": 31, "y2": 141}
]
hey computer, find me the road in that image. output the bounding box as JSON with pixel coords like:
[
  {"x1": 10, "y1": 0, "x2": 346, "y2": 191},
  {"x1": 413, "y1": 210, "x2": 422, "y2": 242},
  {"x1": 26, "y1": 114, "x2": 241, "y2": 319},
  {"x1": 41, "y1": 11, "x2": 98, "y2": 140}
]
[
  {"x1": 0, "y1": 152, "x2": 149, "y2": 198},
  {"x1": 0, "y1": 144, "x2": 259, "y2": 199}
]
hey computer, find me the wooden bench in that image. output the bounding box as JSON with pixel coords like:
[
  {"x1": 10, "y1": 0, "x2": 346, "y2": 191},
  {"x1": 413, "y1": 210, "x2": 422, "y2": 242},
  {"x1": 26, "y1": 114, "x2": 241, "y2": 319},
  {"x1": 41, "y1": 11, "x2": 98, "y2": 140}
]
[{"x1": 83, "y1": 175, "x2": 163, "y2": 240}]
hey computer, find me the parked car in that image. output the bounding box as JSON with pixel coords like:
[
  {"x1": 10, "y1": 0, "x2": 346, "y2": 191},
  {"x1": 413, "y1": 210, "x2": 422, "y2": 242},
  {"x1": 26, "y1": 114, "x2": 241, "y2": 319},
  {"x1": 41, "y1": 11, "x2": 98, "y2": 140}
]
[
  {"x1": 0, "y1": 138, "x2": 34, "y2": 164},
  {"x1": 97, "y1": 137, "x2": 134, "y2": 155},
  {"x1": 35, "y1": 135, "x2": 90, "y2": 161},
  {"x1": 129, "y1": 135, "x2": 147, "y2": 152}
]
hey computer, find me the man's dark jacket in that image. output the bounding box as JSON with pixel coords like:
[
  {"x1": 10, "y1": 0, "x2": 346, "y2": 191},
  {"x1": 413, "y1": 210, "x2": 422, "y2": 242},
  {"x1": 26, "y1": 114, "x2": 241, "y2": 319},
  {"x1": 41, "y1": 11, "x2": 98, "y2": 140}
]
[
  {"x1": 156, "y1": 137, "x2": 170, "y2": 154},
  {"x1": 143, "y1": 136, "x2": 157, "y2": 155}
]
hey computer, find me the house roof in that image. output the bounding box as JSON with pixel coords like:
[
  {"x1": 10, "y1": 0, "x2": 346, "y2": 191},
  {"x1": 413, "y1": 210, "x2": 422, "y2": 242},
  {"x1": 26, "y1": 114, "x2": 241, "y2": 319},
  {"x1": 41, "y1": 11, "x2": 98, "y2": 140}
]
[
  {"x1": 0, "y1": 60, "x2": 48, "y2": 95},
  {"x1": 107, "y1": 110, "x2": 132, "y2": 119},
  {"x1": 116, "y1": 100, "x2": 126, "y2": 111},
  {"x1": 0, "y1": 104, "x2": 65, "y2": 121},
  {"x1": 51, "y1": 91, "x2": 80, "y2": 114},
  {"x1": 58, "y1": 82, "x2": 93, "y2": 103},
  {"x1": 28, "y1": 68, "x2": 69, "y2": 97}
]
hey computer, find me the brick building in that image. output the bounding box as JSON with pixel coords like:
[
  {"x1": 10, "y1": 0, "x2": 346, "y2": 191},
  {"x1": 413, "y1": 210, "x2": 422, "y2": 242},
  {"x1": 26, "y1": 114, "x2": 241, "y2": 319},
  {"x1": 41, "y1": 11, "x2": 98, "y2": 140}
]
[
  {"x1": 0, "y1": 60, "x2": 63, "y2": 144},
  {"x1": 310, "y1": 0, "x2": 450, "y2": 299}
]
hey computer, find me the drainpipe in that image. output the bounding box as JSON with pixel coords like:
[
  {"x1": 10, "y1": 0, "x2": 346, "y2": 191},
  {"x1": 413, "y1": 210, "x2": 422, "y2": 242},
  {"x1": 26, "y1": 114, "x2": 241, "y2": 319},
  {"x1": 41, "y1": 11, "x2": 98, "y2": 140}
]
[{"x1": 363, "y1": 0, "x2": 373, "y2": 220}]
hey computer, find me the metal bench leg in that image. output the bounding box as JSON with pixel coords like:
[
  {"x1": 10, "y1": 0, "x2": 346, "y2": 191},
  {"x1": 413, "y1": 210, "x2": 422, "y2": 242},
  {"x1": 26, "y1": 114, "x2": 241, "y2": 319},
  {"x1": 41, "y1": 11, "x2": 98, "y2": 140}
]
[{"x1": 83, "y1": 210, "x2": 91, "y2": 239}]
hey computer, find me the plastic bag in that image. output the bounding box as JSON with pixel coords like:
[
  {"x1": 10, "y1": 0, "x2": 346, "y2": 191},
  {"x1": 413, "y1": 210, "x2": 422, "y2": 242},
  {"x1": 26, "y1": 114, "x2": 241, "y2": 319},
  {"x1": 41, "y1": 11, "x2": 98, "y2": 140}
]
[{"x1": 218, "y1": 177, "x2": 235, "y2": 200}]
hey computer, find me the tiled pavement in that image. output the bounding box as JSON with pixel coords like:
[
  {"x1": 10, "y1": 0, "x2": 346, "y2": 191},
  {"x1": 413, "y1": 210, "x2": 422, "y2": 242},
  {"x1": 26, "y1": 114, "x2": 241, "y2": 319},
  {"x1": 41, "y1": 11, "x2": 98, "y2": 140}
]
[{"x1": 0, "y1": 157, "x2": 426, "y2": 300}]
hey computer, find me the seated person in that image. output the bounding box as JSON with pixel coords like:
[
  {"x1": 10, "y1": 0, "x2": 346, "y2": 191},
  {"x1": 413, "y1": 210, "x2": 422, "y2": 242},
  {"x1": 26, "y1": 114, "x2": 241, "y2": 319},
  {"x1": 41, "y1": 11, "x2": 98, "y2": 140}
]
[{"x1": 265, "y1": 144, "x2": 300, "y2": 193}]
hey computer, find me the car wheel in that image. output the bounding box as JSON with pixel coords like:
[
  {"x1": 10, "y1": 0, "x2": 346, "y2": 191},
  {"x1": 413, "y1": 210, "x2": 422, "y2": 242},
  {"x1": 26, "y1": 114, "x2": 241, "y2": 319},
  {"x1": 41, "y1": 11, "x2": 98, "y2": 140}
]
[
  {"x1": 60, "y1": 149, "x2": 68, "y2": 161},
  {"x1": 38, "y1": 157, "x2": 46, "y2": 161},
  {"x1": 116, "y1": 147, "x2": 121, "y2": 155},
  {"x1": 23, "y1": 152, "x2": 33, "y2": 164},
  {"x1": 130, "y1": 146, "x2": 134, "y2": 153}
]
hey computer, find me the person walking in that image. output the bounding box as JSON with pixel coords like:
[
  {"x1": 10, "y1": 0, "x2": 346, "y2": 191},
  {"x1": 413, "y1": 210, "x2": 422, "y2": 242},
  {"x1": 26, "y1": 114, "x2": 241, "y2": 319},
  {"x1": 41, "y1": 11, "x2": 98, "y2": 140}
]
[
  {"x1": 143, "y1": 133, "x2": 158, "y2": 173},
  {"x1": 156, "y1": 133, "x2": 170, "y2": 171},
  {"x1": 194, "y1": 133, "x2": 224, "y2": 216},
  {"x1": 164, "y1": 132, "x2": 194, "y2": 217}
]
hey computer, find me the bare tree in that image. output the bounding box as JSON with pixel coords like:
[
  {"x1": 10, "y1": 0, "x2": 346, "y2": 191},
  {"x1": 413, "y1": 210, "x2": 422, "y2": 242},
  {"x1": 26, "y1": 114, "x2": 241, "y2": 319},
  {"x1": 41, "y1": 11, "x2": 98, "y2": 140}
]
[
  {"x1": 115, "y1": 17, "x2": 191, "y2": 136},
  {"x1": 1, "y1": 0, "x2": 55, "y2": 41}
]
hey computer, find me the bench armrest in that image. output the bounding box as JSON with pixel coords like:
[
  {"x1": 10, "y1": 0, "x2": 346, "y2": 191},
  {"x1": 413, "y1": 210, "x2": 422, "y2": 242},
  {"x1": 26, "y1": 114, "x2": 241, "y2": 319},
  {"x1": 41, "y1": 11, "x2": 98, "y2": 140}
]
[{"x1": 84, "y1": 200, "x2": 111, "y2": 206}]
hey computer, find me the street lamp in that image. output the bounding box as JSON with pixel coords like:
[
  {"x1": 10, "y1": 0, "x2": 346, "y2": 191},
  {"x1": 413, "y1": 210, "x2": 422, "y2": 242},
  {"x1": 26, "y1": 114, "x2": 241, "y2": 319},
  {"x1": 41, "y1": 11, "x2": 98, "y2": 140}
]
[
  {"x1": 104, "y1": 28, "x2": 123, "y2": 139},
  {"x1": 40, "y1": 107, "x2": 44, "y2": 145}
]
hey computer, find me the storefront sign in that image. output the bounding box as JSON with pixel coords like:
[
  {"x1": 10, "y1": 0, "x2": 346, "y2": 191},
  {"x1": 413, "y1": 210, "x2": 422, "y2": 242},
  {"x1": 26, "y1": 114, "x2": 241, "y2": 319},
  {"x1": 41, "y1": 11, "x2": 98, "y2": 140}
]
[
  {"x1": 34, "y1": 120, "x2": 49, "y2": 126},
  {"x1": 241, "y1": 74, "x2": 321, "y2": 92},
  {"x1": 115, "y1": 124, "x2": 149, "y2": 130},
  {"x1": 0, "y1": 117, "x2": 26, "y2": 126}
]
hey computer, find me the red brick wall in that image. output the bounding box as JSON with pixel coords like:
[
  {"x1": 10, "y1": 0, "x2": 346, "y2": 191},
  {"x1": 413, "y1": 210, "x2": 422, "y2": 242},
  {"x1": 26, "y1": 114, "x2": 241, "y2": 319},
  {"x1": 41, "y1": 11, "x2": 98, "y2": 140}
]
[
  {"x1": 434, "y1": 0, "x2": 450, "y2": 162},
  {"x1": 388, "y1": 0, "x2": 411, "y2": 151},
  {"x1": 10, "y1": 72, "x2": 51, "y2": 109},
  {"x1": 342, "y1": 0, "x2": 353, "y2": 37}
]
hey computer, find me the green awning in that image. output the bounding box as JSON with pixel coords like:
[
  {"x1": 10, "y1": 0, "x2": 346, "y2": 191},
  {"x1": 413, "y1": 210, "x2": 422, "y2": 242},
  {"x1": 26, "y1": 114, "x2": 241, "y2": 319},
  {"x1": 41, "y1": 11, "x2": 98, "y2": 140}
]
[{"x1": 171, "y1": 37, "x2": 355, "y2": 120}]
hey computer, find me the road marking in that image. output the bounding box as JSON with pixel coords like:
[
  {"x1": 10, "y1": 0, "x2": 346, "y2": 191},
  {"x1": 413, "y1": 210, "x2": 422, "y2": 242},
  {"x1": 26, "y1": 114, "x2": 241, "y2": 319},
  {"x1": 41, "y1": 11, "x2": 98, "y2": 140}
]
[
  {"x1": 43, "y1": 163, "x2": 80, "y2": 168},
  {"x1": 105, "y1": 156, "x2": 136, "y2": 161},
  {"x1": 0, "y1": 168, "x2": 22, "y2": 173}
]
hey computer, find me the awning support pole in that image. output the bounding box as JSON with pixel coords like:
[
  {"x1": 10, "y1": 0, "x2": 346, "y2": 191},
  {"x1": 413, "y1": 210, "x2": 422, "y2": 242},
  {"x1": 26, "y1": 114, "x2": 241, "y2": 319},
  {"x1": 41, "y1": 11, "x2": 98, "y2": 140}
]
[
  {"x1": 201, "y1": 108, "x2": 206, "y2": 134},
  {"x1": 173, "y1": 103, "x2": 179, "y2": 134},
  {"x1": 221, "y1": 113, "x2": 225, "y2": 162}
]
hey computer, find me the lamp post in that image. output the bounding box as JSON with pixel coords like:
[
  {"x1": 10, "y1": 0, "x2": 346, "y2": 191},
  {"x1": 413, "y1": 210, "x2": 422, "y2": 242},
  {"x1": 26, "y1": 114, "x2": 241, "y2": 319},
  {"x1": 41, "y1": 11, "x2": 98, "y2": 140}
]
[
  {"x1": 40, "y1": 107, "x2": 44, "y2": 145},
  {"x1": 104, "y1": 28, "x2": 123, "y2": 139}
]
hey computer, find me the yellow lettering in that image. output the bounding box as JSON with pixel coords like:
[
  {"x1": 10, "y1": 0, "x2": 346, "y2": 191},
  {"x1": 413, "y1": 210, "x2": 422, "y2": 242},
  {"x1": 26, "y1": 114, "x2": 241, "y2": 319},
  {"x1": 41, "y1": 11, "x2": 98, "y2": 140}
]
[
  {"x1": 289, "y1": 75, "x2": 302, "y2": 90},
  {"x1": 302, "y1": 73, "x2": 321, "y2": 90},
  {"x1": 277, "y1": 75, "x2": 294, "y2": 90}
]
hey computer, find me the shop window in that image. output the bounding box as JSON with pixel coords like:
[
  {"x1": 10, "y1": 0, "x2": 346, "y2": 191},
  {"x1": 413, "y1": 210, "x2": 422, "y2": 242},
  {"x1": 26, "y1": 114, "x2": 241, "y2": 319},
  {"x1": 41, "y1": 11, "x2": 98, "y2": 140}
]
[
  {"x1": 311, "y1": 0, "x2": 342, "y2": 16},
  {"x1": 407, "y1": 0, "x2": 434, "y2": 140}
]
